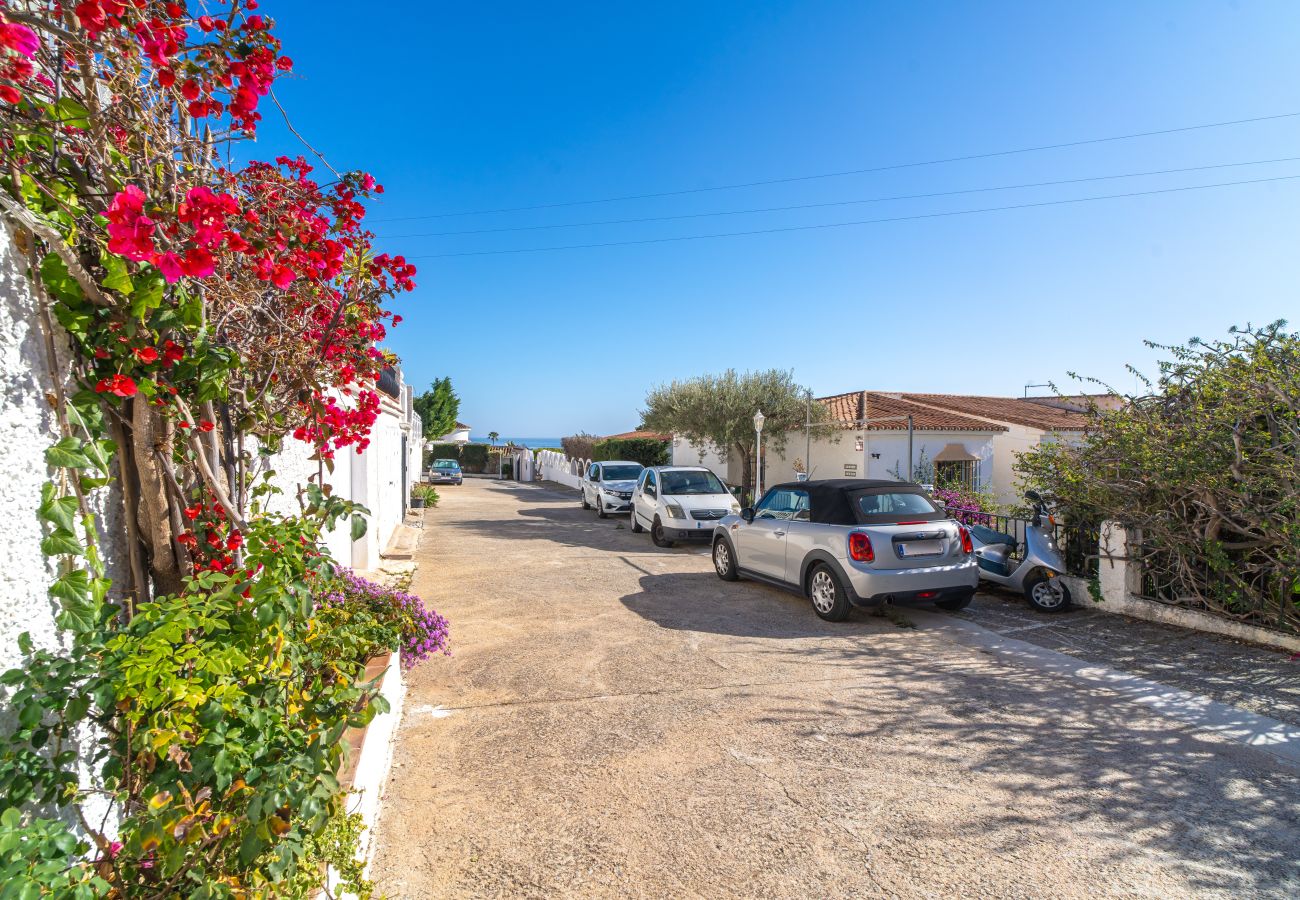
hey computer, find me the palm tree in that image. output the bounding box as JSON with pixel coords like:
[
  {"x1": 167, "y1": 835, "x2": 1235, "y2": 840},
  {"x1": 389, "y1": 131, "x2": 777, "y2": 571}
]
[{"x1": 488, "y1": 431, "x2": 499, "y2": 446}]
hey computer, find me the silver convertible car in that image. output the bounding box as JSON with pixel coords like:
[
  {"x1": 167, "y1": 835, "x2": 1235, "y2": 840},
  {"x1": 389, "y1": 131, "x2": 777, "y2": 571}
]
[{"x1": 711, "y1": 479, "x2": 979, "y2": 621}]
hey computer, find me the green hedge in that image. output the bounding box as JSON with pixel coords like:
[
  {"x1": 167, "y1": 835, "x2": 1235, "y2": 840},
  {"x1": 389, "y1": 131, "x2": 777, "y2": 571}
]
[
  {"x1": 425, "y1": 442, "x2": 462, "y2": 465},
  {"x1": 459, "y1": 443, "x2": 490, "y2": 473},
  {"x1": 593, "y1": 437, "x2": 670, "y2": 467}
]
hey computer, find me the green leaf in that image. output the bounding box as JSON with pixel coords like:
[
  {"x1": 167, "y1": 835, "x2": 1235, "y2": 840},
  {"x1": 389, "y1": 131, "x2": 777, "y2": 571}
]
[
  {"x1": 38, "y1": 486, "x2": 79, "y2": 532},
  {"x1": 130, "y1": 271, "x2": 165, "y2": 319},
  {"x1": 53, "y1": 96, "x2": 90, "y2": 130},
  {"x1": 40, "y1": 528, "x2": 83, "y2": 557},
  {"x1": 19, "y1": 703, "x2": 42, "y2": 729},
  {"x1": 38, "y1": 253, "x2": 84, "y2": 305},
  {"x1": 100, "y1": 254, "x2": 133, "y2": 295},
  {"x1": 45, "y1": 437, "x2": 93, "y2": 470},
  {"x1": 350, "y1": 514, "x2": 367, "y2": 542},
  {"x1": 49, "y1": 569, "x2": 90, "y2": 605}
]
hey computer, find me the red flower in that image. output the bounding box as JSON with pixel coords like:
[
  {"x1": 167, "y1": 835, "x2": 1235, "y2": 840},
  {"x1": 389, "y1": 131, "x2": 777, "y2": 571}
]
[
  {"x1": 0, "y1": 85, "x2": 20, "y2": 105},
  {"x1": 181, "y1": 247, "x2": 215, "y2": 278},
  {"x1": 197, "y1": 15, "x2": 216, "y2": 32},
  {"x1": 276, "y1": 56, "x2": 293, "y2": 71},
  {"x1": 155, "y1": 251, "x2": 184, "y2": 283},
  {"x1": 198, "y1": 420, "x2": 215, "y2": 433},
  {"x1": 105, "y1": 186, "x2": 156, "y2": 262},
  {"x1": 134, "y1": 346, "x2": 160, "y2": 363},
  {"x1": 225, "y1": 531, "x2": 244, "y2": 550},
  {"x1": 157, "y1": 68, "x2": 176, "y2": 88},
  {"x1": 177, "y1": 531, "x2": 198, "y2": 548},
  {"x1": 161, "y1": 340, "x2": 185, "y2": 366},
  {"x1": 183, "y1": 505, "x2": 202, "y2": 521},
  {"x1": 94, "y1": 374, "x2": 137, "y2": 397},
  {"x1": 177, "y1": 421, "x2": 191, "y2": 429},
  {"x1": 0, "y1": 20, "x2": 40, "y2": 58}
]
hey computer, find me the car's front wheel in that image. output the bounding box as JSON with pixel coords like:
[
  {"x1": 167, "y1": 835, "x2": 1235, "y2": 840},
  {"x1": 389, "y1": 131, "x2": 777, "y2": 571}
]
[
  {"x1": 596, "y1": 493, "x2": 608, "y2": 519},
  {"x1": 1025, "y1": 572, "x2": 1072, "y2": 613},
  {"x1": 713, "y1": 538, "x2": 739, "y2": 581},
  {"x1": 807, "y1": 564, "x2": 851, "y2": 622},
  {"x1": 580, "y1": 489, "x2": 590, "y2": 510},
  {"x1": 651, "y1": 516, "x2": 674, "y2": 548}
]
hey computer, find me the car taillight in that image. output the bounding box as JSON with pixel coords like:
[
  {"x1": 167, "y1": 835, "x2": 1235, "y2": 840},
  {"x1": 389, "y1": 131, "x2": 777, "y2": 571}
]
[
  {"x1": 849, "y1": 532, "x2": 874, "y2": 562},
  {"x1": 958, "y1": 525, "x2": 973, "y2": 554}
]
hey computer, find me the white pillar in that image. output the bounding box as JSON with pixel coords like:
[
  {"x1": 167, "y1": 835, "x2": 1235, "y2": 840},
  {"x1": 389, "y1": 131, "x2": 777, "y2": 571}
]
[{"x1": 1098, "y1": 520, "x2": 1140, "y2": 602}]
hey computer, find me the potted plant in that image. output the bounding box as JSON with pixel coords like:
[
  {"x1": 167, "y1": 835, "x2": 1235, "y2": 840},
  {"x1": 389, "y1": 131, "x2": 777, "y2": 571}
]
[{"x1": 410, "y1": 483, "x2": 439, "y2": 509}]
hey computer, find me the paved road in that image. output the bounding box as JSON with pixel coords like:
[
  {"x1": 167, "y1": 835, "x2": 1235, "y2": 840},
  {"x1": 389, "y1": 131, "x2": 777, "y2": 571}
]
[{"x1": 371, "y1": 479, "x2": 1300, "y2": 899}]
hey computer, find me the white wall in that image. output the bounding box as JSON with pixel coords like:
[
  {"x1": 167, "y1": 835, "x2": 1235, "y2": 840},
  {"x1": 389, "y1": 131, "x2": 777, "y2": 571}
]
[{"x1": 538, "y1": 449, "x2": 584, "y2": 489}]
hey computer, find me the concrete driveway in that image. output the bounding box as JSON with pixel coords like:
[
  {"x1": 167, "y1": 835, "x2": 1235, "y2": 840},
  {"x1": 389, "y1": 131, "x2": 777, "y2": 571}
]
[{"x1": 371, "y1": 479, "x2": 1300, "y2": 899}]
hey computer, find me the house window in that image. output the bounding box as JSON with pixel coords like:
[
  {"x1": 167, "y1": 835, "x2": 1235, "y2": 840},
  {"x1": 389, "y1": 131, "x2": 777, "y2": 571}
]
[{"x1": 935, "y1": 459, "x2": 978, "y2": 488}]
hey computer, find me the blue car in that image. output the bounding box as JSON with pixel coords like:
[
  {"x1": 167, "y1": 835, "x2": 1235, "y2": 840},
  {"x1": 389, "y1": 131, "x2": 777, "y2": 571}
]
[{"x1": 429, "y1": 458, "x2": 463, "y2": 485}]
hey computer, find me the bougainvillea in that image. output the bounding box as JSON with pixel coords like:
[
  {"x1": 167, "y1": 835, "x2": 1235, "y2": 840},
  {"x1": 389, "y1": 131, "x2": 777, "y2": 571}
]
[{"x1": 0, "y1": 2, "x2": 443, "y2": 895}]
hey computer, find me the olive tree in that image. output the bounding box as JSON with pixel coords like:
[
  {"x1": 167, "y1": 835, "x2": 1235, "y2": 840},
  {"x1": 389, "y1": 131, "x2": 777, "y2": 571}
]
[
  {"x1": 1016, "y1": 322, "x2": 1299, "y2": 631},
  {"x1": 642, "y1": 369, "x2": 832, "y2": 501}
]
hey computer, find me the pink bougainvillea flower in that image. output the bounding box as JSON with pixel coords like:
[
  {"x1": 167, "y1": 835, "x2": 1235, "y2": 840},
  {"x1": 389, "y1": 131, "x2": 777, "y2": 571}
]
[
  {"x1": 0, "y1": 20, "x2": 39, "y2": 58},
  {"x1": 134, "y1": 346, "x2": 160, "y2": 363},
  {"x1": 105, "y1": 186, "x2": 157, "y2": 262},
  {"x1": 95, "y1": 374, "x2": 137, "y2": 397},
  {"x1": 154, "y1": 251, "x2": 184, "y2": 283},
  {"x1": 181, "y1": 247, "x2": 215, "y2": 278}
]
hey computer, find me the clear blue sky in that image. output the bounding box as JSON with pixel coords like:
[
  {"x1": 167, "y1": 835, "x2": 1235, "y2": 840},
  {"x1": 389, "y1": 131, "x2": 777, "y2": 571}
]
[{"x1": 256, "y1": 1, "x2": 1300, "y2": 436}]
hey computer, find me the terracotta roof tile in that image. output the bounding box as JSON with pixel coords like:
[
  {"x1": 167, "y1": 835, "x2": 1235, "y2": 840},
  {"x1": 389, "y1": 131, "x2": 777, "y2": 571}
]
[
  {"x1": 902, "y1": 394, "x2": 1089, "y2": 431},
  {"x1": 815, "y1": 391, "x2": 1007, "y2": 432},
  {"x1": 603, "y1": 430, "x2": 671, "y2": 441}
]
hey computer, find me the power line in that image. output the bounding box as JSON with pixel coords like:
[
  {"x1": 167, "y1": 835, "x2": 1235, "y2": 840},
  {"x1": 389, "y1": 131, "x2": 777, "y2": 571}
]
[
  {"x1": 378, "y1": 156, "x2": 1300, "y2": 238},
  {"x1": 372, "y1": 111, "x2": 1300, "y2": 222},
  {"x1": 406, "y1": 172, "x2": 1300, "y2": 259}
]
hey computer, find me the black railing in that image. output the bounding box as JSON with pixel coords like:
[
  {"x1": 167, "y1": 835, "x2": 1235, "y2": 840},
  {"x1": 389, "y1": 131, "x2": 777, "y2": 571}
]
[{"x1": 949, "y1": 510, "x2": 1099, "y2": 578}]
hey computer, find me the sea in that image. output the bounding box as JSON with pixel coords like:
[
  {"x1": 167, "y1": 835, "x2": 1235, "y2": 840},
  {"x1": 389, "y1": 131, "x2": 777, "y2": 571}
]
[{"x1": 470, "y1": 437, "x2": 563, "y2": 450}]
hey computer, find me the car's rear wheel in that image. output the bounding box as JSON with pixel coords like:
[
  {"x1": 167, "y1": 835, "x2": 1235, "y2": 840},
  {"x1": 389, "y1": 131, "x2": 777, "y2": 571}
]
[
  {"x1": 630, "y1": 506, "x2": 644, "y2": 533},
  {"x1": 651, "y1": 517, "x2": 674, "y2": 548},
  {"x1": 1025, "y1": 572, "x2": 1072, "y2": 613},
  {"x1": 713, "y1": 538, "x2": 739, "y2": 581},
  {"x1": 807, "y1": 564, "x2": 851, "y2": 622},
  {"x1": 935, "y1": 589, "x2": 975, "y2": 611}
]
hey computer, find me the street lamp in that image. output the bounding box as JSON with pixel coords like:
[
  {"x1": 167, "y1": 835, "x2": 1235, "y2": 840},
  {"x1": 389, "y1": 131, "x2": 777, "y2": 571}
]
[{"x1": 753, "y1": 409, "x2": 765, "y2": 501}]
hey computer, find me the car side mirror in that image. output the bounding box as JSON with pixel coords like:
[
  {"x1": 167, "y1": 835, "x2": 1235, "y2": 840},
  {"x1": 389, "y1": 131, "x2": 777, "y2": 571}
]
[{"x1": 741, "y1": 508, "x2": 755, "y2": 523}]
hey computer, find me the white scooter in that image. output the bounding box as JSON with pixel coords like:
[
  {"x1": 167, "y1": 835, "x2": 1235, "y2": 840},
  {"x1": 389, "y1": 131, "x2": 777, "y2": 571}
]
[{"x1": 966, "y1": 491, "x2": 1072, "y2": 612}]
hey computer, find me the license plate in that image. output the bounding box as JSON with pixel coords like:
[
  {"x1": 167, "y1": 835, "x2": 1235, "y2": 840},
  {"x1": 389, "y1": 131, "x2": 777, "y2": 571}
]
[{"x1": 898, "y1": 539, "x2": 942, "y2": 557}]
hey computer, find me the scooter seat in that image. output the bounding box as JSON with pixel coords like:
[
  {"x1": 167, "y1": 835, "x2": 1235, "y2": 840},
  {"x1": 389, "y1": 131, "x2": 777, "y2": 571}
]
[{"x1": 969, "y1": 523, "x2": 1017, "y2": 547}]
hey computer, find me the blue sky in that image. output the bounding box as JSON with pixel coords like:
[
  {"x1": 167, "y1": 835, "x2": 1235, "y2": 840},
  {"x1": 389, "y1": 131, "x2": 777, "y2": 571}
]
[{"x1": 256, "y1": 1, "x2": 1300, "y2": 436}]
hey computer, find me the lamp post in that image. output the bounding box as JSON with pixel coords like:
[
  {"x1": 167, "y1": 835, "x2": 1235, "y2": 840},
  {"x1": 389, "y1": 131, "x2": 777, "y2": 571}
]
[{"x1": 753, "y1": 409, "x2": 765, "y2": 503}]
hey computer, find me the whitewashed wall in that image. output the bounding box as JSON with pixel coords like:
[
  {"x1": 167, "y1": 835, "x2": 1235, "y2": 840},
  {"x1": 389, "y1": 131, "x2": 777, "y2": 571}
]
[
  {"x1": 537, "y1": 450, "x2": 585, "y2": 489},
  {"x1": 0, "y1": 227, "x2": 132, "y2": 675}
]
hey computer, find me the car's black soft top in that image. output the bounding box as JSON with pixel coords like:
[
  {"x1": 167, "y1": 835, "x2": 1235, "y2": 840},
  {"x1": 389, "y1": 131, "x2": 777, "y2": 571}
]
[{"x1": 766, "y1": 479, "x2": 936, "y2": 526}]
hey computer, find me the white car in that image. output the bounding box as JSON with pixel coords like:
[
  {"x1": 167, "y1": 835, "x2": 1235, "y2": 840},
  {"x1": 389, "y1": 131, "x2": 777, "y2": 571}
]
[
  {"x1": 630, "y1": 466, "x2": 740, "y2": 547},
  {"x1": 580, "y1": 461, "x2": 644, "y2": 518}
]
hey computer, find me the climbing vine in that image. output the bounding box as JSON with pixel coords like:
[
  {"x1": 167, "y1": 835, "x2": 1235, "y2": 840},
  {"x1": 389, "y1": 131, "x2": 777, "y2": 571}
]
[{"x1": 0, "y1": 2, "x2": 446, "y2": 895}]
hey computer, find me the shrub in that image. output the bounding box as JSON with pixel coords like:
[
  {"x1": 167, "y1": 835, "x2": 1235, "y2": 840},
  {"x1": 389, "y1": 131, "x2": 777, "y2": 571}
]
[
  {"x1": 425, "y1": 443, "x2": 463, "y2": 464},
  {"x1": 460, "y1": 444, "x2": 490, "y2": 473},
  {"x1": 320, "y1": 569, "x2": 451, "y2": 669},
  {"x1": 593, "y1": 437, "x2": 670, "y2": 467},
  {"x1": 1017, "y1": 322, "x2": 1300, "y2": 631},
  {"x1": 561, "y1": 433, "x2": 598, "y2": 461}
]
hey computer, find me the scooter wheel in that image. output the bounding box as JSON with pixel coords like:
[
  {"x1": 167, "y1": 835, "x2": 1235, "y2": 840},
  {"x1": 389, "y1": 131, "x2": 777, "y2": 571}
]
[{"x1": 1025, "y1": 572, "x2": 1072, "y2": 613}]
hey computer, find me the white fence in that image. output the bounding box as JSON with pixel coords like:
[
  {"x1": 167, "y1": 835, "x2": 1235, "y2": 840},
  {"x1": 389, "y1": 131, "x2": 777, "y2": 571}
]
[{"x1": 537, "y1": 450, "x2": 588, "y2": 489}]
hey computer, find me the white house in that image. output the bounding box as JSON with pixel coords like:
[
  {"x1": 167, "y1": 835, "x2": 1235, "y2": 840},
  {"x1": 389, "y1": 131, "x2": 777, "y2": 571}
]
[
  {"x1": 439, "y1": 421, "x2": 472, "y2": 444},
  {"x1": 671, "y1": 391, "x2": 1089, "y2": 506}
]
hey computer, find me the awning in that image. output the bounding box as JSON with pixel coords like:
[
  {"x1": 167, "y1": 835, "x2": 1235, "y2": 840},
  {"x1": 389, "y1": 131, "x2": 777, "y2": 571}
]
[{"x1": 934, "y1": 442, "x2": 979, "y2": 463}]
